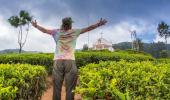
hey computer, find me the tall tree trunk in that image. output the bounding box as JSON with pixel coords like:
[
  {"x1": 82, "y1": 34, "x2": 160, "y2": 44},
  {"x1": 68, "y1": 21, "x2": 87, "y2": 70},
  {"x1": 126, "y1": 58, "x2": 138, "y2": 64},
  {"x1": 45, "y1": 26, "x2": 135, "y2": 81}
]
[
  {"x1": 18, "y1": 26, "x2": 23, "y2": 53},
  {"x1": 19, "y1": 43, "x2": 22, "y2": 53},
  {"x1": 165, "y1": 36, "x2": 168, "y2": 50}
]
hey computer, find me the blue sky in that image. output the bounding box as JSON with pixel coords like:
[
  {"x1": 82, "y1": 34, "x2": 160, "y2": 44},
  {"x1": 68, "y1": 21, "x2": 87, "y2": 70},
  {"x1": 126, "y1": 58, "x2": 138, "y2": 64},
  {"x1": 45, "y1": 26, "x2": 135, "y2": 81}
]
[{"x1": 0, "y1": 0, "x2": 170, "y2": 52}]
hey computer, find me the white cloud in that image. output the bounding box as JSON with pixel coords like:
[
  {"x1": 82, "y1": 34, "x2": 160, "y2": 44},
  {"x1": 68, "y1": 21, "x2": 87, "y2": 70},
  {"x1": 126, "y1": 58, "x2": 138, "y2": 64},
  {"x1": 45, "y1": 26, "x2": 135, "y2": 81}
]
[
  {"x1": 0, "y1": 14, "x2": 55, "y2": 52},
  {"x1": 0, "y1": 13, "x2": 160, "y2": 52},
  {"x1": 0, "y1": 15, "x2": 18, "y2": 49},
  {"x1": 76, "y1": 20, "x2": 156, "y2": 49},
  {"x1": 154, "y1": 34, "x2": 170, "y2": 43}
]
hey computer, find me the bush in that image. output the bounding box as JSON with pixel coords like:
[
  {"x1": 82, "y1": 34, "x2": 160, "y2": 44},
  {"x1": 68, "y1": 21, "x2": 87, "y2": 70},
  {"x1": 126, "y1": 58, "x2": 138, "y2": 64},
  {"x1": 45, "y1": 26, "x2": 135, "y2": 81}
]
[
  {"x1": 0, "y1": 51, "x2": 154, "y2": 74},
  {"x1": 75, "y1": 60, "x2": 170, "y2": 99},
  {"x1": 0, "y1": 53, "x2": 53, "y2": 74},
  {"x1": 115, "y1": 49, "x2": 150, "y2": 56},
  {"x1": 0, "y1": 64, "x2": 47, "y2": 100},
  {"x1": 160, "y1": 50, "x2": 169, "y2": 58},
  {"x1": 156, "y1": 58, "x2": 170, "y2": 64},
  {"x1": 75, "y1": 51, "x2": 154, "y2": 67}
]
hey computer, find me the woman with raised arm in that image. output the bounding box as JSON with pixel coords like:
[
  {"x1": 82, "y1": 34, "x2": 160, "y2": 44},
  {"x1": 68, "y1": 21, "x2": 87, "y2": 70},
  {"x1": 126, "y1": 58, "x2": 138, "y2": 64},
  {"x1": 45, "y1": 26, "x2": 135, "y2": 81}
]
[{"x1": 31, "y1": 17, "x2": 107, "y2": 100}]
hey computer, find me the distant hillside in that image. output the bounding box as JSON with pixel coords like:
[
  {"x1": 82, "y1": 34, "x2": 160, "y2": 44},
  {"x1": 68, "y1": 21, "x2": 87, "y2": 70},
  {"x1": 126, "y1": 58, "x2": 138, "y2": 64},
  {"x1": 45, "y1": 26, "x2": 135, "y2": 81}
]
[
  {"x1": 0, "y1": 49, "x2": 40, "y2": 54},
  {"x1": 113, "y1": 42, "x2": 170, "y2": 58},
  {"x1": 113, "y1": 42, "x2": 170, "y2": 51}
]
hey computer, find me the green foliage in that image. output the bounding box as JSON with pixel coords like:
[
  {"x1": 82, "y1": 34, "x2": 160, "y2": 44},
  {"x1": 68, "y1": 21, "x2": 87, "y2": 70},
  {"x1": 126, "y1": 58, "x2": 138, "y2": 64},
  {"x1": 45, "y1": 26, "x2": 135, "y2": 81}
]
[
  {"x1": 147, "y1": 42, "x2": 167, "y2": 58},
  {"x1": 156, "y1": 58, "x2": 170, "y2": 64},
  {"x1": 157, "y1": 22, "x2": 170, "y2": 39},
  {"x1": 8, "y1": 10, "x2": 32, "y2": 27},
  {"x1": 160, "y1": 50, "x2": 169, "y2": 58},
  {"x1": 112, "y1": 41, "x2": 168, "y2": 58},
  {"x1": 157, "y1": 21, "x2": 170, "y2": 48},
  {"x1": 0, "y1": 51, "x2": 154, "y2": 74},
  {"x1": 0, "y1": 64, "x2": 47, "y2": 100},
  {"x1": 0, "y1": 53, "x2": 53, "y2": 74},
  {"x1": 8, "y1": 16, "x2": 20, "y2": 28},
  {"x1": 82, "y1": 44, "x2": 89, "y2": 51},
  {"x1": 75, "y1": 60, "x2": 170, "y2": 99},
  {"x1": 8, "y1": 10, "x2": 33, "y2": 53},
  {"x1": 75, "y1": 51, "x2": 154, "y2": 67},
  {"x1": 115, "y1": 49, "x2": 150, "y2": 56}
]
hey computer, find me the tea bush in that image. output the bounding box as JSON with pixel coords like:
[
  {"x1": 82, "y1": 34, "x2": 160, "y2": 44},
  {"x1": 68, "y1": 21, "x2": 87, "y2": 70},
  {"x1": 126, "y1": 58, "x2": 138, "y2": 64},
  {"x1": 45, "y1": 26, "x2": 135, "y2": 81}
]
[
  {"x1": 0, "y1": 64, "x2": 47, "y2": 100},
  {"x1": 75, "y1": 60, "x2": 170, "y2": 99},
  {"x1": 0, "y1": 51, "x2": 154, "y2": 74},
  {"x1": 0, "y1": 53, "x2": 53, "y2": 74},
  {"x1": 75, "y1": 51, "x2": 154, "y2": 67}
]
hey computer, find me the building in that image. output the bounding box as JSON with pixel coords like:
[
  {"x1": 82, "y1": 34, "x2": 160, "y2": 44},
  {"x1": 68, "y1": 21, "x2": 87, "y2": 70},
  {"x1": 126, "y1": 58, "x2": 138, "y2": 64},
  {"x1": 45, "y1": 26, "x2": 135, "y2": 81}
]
[{"x1": 92, "y1": 38, "x2": 114, "y2": 51}]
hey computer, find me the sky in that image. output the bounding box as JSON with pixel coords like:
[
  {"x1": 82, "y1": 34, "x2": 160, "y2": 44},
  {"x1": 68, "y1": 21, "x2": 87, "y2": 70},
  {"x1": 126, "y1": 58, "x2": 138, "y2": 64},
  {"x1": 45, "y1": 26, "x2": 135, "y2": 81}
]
[{"x1": 0, "y1": 0, "x2": 170, "y2": 52}]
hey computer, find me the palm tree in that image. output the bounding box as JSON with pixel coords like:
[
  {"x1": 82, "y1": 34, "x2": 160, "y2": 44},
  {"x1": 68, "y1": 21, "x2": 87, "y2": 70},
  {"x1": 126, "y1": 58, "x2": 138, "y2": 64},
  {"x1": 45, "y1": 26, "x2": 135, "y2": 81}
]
[
  {"x1": 8, "y1": 10, "x2": 32, "y2": 53},
  {"x1": 157, "y1": 21, "x2": 170, "y2": 49}
]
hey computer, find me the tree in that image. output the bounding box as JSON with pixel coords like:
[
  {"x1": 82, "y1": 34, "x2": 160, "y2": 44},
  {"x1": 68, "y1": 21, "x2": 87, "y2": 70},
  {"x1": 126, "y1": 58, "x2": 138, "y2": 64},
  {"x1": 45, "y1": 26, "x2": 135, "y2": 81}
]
[
  {"x1": 147, "y1": 42, "x2": 166, "y2": 58},
  {"x1": 8, "y1": 10, "x2": 32, "y2": 53},
  {"x1": 137, "y1": 38, "x2": 144, "y2": 51},
  {"x1": 160, "y1": 50, "x2": 168, "y2": 58},
  {"x1": 133, "y1": 38, "x2": 143, "y2": 51},
  {"x1": 157, "y1": 21, "x2": 170, "y2": 49},
  {"x1": 82, "y1": 44, "x2": 89, "y2": 51}
]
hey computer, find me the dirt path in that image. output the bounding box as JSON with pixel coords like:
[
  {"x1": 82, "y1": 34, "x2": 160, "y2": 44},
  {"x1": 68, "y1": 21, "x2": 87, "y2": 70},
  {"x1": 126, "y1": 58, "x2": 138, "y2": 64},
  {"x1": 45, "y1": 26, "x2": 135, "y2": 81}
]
[{"x1": 41, "y1": 76, "x2": 82, "y2": 100}]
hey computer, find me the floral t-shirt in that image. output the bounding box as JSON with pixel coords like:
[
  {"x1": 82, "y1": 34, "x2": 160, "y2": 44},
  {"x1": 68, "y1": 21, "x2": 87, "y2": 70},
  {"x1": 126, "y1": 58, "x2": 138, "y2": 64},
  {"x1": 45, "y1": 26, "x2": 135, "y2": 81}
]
[{"x1": 51, "y1": 29, "x2": 81, "y2": 60}]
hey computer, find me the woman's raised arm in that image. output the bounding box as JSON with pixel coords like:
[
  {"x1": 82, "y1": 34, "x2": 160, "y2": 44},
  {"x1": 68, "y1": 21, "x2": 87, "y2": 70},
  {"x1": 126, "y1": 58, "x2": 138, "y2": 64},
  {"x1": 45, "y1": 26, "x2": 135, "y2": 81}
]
[
  {"x1": 80, "y1": 18, "x2": 107, "y2": 34},
  {"x1": 31, "y1": 20, "x2": 54, "y2": 35}
]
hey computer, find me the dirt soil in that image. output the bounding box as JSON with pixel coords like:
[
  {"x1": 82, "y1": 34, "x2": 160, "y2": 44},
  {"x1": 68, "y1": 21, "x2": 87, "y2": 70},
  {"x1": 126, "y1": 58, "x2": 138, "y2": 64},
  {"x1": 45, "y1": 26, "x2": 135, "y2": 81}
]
[{"x1": 41, "y1": 76, "x2": 82, "y2": 100}]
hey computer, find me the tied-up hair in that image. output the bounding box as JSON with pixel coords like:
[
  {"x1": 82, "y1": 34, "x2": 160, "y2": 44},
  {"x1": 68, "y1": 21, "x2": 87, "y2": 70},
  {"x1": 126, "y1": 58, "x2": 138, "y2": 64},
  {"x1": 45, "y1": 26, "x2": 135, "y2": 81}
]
[{"x1": 61, "y1": 17, "x2": 73, "y2": 31}]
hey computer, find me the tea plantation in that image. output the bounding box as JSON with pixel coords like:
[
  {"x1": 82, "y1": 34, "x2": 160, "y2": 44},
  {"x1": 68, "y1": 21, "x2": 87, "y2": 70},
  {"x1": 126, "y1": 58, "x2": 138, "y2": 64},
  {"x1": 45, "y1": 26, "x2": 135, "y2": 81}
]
[{"x1": 0, "y1": 51, "x2": 169, "y2": 99}]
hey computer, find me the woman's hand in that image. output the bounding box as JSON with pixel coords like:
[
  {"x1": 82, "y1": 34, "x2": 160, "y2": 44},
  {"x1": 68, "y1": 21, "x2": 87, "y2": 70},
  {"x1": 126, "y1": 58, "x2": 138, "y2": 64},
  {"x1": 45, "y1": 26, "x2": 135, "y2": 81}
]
[
  {"x1": 31, "y1": 20, "x2": 37, "y2": 28},
  {"x1": 31, "y1": 20, "x2": 54, "y2": 35},
  {"x1": 98, "y1": 18, "x2": 107, "y2": 26},
  {"x1": 80, "y1": 18, "x2": 107, "y2": 34}
]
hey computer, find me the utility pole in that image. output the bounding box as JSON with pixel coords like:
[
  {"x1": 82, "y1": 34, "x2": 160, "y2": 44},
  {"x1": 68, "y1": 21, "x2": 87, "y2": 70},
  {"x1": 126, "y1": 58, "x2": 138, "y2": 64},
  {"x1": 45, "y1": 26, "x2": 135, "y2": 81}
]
[
  {"x1": 130, "y1": 30, "x2": 137, "y2": 50},
  {"x1": 100, "y1": 32, "x2": 103, "y2": 39},
  {"x1": 87, "y1": 15, "x2": 90, "y2": 50}
]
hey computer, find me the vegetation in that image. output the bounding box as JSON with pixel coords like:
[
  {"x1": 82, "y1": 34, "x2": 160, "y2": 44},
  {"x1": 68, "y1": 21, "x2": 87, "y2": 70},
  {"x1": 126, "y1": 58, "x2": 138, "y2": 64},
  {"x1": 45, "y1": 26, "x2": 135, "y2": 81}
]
[
  {"x1": 0, "y1": 51, "x2": 154, "y2": 74},
  {"x1": 0, "y1": 53, "x2": 53, "y2": 74},
  {"x1": 76, "y1": 51, "x2": 154, "y2": 67},
  {"x1": 75, "y1": 60, "x2": 170, "y2": 99},
  {"x1": 113, "y1": 42, "x2": 169, "y2": 58},
  {"x1": 8, "y1": 10, "x2": 32, "y2": 53},
  {"x1": 157, "y1": 21, "x2": 170, "y2": 49},
  {"x1": 82, "y1": 44, "x2": 89, "y2": 51},
  {"x1": 0, "y1": 64, "x2": 47, "y2": 99},
  {"x1": 0, "y1": 50, "x2": 169, "y2": 99}
]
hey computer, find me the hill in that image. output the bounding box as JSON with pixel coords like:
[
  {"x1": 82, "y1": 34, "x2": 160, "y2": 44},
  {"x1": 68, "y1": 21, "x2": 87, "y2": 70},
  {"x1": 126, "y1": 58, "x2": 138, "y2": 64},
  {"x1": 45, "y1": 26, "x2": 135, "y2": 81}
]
[
  {"x1": 0, "y1": 49, "x2": 40, "y2": 54},
  {"x1": 113, "y1": 42, "x2": 170, "y2": 58}
]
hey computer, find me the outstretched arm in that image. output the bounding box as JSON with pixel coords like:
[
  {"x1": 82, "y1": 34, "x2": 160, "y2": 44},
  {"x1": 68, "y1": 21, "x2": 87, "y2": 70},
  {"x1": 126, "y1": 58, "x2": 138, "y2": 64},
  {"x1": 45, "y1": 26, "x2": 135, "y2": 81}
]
[
  {"x1": 80, "y1": 18, "x2": 107, "y2": 34},
  {"x1": 31, "y1": 20, "x2": 54, "y2": 35}
]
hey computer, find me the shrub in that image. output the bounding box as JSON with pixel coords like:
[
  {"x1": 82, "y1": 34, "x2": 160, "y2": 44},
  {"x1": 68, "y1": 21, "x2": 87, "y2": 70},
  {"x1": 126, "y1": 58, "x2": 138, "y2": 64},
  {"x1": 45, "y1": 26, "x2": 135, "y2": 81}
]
[
  {"x1": 75, "y1": 60, "x2": 170, "y2": 99},
  {"x1": 0, "y1": 64, "x2": 47, "y2": 99},
  {"x1": 75, "y1": 51, "x2": 154, "y2": 67},
  {"x1": 160, "y1": 50, "x2": 169, "y2": 58},
  {"x1": 156, "y1": 58, "x2": 170, "y2": 64},
  {"x1": 0, "y1": 51, "x2": 154, "y2": 74},
  {"x1": 0, "y1": 53, "x2": 53, "y2": 74}
]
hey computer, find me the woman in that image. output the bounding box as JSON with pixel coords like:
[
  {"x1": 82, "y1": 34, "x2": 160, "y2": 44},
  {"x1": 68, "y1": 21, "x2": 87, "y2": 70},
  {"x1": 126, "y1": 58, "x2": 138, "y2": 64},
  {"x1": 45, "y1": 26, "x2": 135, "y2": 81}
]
[{"x1": 31, "y1": 17, "x2": 107, "y2": 100}]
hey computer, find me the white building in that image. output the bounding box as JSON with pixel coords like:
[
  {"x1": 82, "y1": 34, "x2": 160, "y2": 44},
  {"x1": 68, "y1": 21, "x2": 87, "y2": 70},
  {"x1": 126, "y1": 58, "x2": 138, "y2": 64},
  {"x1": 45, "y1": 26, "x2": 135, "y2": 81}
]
[{"x1": 92, "y1": 38, "x2": 114, "y2": 51}]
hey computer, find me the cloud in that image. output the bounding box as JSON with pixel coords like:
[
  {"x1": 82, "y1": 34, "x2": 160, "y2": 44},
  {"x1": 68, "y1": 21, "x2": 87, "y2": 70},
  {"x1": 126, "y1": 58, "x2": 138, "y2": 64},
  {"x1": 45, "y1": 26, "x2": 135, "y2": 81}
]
[
  {"x1": 0, "y1": 14, "x2": 55, "y2": 52},
  {"x1": 76, "y1": 20, "x2": 156, "y2": 49},
  {"x1": 154, "y1": 34, "x2": 170, "y2": 44},
  {"x1": 0, "y1": 15, "x2": 18, "y2": 49},
  {"x1": 0, "y1": 0, "x2": 170, "y2": 52}
]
